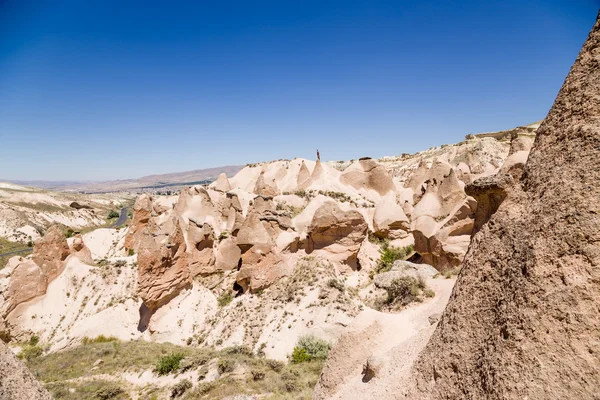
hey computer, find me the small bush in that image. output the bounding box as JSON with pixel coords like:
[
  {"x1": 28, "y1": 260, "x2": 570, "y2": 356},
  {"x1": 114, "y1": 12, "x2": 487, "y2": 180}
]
[
  {"x1": 28, "y1": 335, "x2": 40, "y2": 346},
  {"x1": 217, "y1": 358, "x2": 235, "y2": 374},
  {"x1": 19, "y1": 344, "x2": 43, "y2": 361},
  {"x1": 223, "y1": 345, "x2": 253, "y2": 356},
  {"x1": 65, "y1": 228, "x2": 75, "y2": 238},
  {"x1": 266, "y1": 359, "x2": 284, "y2": 372},
  {"x1": 170, "y1": 379, "x2": 192, "y2": 398},
  {"x1": 251, "y1": 369, "x2": 265, "y2": 381},
  {"x1": 291, "y1": 335, "x2": 330, "y2": 363},
  {"x1": 376, "y1": 243, "x2": 414, "y2": 274},
  {"x1": 291, "y1": 347, "x2": 312, "y2": 364},
  {"x1": 108, "y1": 210, "x2": 120, "y2": 219},
  {"x1": 386, "y1": 277, "x2": 421, "y2": 306},
  {"x1": 95, "y1": 385, "x2": 123, "y2": 399},
  {"x1": 281, "y1": 370, "x2": 300, "y2": 392},
  {"x1": 217, "y1": 291, "x2": 233, "y2": 307},
  {"x1": 218, "y1": 231, "x2": 229, "y2": 241},
  {"x1": 327, "y1": 278, "x2": 345, "y2": 292},
  {"x1": 196, "y1": 382, "x2": 215, "y2": 395},
  {"x1": 180, "y1": 353, "x2": 210, "y2": 372},
  {"x1": 156, "y1": 353, "x2": 185, "y2": 375},
  {"x1": 128, "y1": 249, "x2": 135, "y2": 256}
]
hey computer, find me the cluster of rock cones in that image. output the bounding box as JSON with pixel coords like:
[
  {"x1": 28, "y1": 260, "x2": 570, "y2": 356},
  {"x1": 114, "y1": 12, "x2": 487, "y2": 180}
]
[{"x1": 2, "y1": 10, "x2": 600, "y2": 400}]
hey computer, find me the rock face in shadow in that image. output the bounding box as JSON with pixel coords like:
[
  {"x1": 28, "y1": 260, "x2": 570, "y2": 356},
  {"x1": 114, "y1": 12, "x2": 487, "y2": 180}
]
[
  {"x1": 408, "y1": 13, "x2": 600, "y2": 399},
  {"x1": 0, "y1": 340, "x2": 51, "y2": 400}
]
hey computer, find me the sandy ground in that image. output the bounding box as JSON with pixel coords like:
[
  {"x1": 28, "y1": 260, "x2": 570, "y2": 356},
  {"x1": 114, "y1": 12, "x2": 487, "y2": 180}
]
[{"x1": 315, "y1": 276, "x2": 456, "y2": 400}]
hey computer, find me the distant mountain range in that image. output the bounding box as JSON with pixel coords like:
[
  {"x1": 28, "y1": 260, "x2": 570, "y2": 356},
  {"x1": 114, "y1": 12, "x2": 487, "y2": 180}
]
[{"x1": 5, "y1": 165, "x2": 244, "y2": 193}]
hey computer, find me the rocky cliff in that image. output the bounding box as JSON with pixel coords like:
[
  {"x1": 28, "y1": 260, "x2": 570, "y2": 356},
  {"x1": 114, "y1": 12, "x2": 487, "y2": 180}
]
[{"x1": 406, "y1": 11, "x2": 600, "y2": 399}]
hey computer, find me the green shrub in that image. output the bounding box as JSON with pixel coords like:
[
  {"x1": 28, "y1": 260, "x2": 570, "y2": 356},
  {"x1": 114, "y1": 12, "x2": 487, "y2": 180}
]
[
  {"x1": 128, "y1": 249, "x2": 135, "y2": 256},
  {"x1": 65, "y1": 228, "x2": 75, "y2": 238},
  {"x1": 217, "y1": 291, "x2": 233, "y2": 307},
  {"x1": 218, "y1": 231, "x2": 229, "y2": 241},
  {"x1": 376, "y1": 243, "x2": 414, "y2": 274},
  {"x1": 291, "y1": 335, "x2": 330, "y2": 363},
  {"x1": 217, "y1": 358, "x2": 235, "y2": 374},
  {"x1": 107, "y1": 210, "x2": 120, "y2": 219},
  {"x1": 19, "y1": 344, "x2": 43, "y2": 361},
  {"x1": 156, "y1": 353, "x2": 185, "y2": 375},
  {"x1": 28, "y1": 335, "x2": 40, "y2": 346},
  {"x1": 291, "y1": 347, "x2": 312, "y2": 363}
]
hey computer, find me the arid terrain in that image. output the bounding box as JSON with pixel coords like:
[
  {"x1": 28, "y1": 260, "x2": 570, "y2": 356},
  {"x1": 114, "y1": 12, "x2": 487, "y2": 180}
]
[
  {"x1": 0, "y1": 118, "x2": 540, "y2": 399},
  {"x1": 1, "y1": 11, "x2": 598, "y2": 400}
]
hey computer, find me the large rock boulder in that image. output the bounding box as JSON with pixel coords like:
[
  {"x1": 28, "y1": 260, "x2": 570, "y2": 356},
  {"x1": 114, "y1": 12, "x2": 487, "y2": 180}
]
[
  {"x1": 0, "y1": 341, "x2": 51, "y2": 399},
  {"x1": 69, "y1": 234, "x2": 94, "y2": 265},
  {"x1": 341, "y1": 158, "x2": 395, "y2": 195},
  {"x1": 372, "y1": 194, "x2": 410, "y2": 239},
  {"x1": 373, "y1": 260, "x2": 438, "y2": 289},
  {"x1": 32, "y1": 224, "x2": 70, "y2": 283},
  {"x1": 137, "y1": 222, "x2": 191, "y2": 311},
  {"x1": 124, "y1": 194, "x2": 153, "y2": 252},
  {"x1": 0, "y1": 257, "x2": 46, "y2": 317},
  {"x1": 306, "y1": 202, "x2": 367, "y2": 268},
  {"x1": 407, "y1": 14, "x2": 600, "y2": 399}
]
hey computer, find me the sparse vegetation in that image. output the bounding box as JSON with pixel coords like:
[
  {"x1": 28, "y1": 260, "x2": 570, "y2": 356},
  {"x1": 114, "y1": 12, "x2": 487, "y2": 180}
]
[
  {"x1": 82, "y1": 335, "x2": 118, "y2": 345},
  {"x1": 65, "y1": 228, "x2": 75, "y2": 238},
  {"x1": 375, "y1": 243, "x2": 414, "y2": 274},
  {"x1": 25, "y1": 338, "x2": 326, "y2": 399},
  {"x1": 107, "y1": 210, "x2": 120, "y2": 219},
  {"x1": 291, "y1": 335, "x2": 330, "y2": 363},
  {"x1": 156, "y1": 352, "x2": 185, "y2": 375},
  {"x1": 217, "y1": 291, "x2": 233, "y2": 307},
  {"x1": 170, "y1": 379, "x2": 192, "y2": 398},
  {"x1": 377, "y1": 276, "x2": 435, "y2": 311}
]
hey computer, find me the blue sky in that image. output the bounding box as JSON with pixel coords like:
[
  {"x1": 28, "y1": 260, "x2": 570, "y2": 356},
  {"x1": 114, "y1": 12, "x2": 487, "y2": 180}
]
[{"x1": 0, "y1": 1, "x2": 598, "y2": 181}]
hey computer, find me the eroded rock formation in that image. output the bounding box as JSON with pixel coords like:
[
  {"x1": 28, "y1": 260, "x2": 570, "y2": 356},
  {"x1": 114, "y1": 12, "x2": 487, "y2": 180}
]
[{"x1": 408, "y1": 13, "x2": 600, "y2": 399}]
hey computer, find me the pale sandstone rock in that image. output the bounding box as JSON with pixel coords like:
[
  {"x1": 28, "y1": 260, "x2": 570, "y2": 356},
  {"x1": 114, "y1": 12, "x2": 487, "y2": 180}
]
[
  {"x1": 213, "y1": 173, "x2": 233, "y2": 192},
  {"x1": 341, "y1": 158, "x2": 395, "y2": 195},
  {"x1": 306, "y1": 202, "x2": 367, "y2": 268},
  {"x1": 373, "y1": 193, "x2": 410, "y2": 239},
  {"x1": 70, "y1": 234, "x2": 94, "y2": 265}
]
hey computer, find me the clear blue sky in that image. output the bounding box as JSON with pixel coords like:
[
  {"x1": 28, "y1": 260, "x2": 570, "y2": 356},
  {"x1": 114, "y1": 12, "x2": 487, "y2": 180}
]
[{"x1": 1, "y1": 1, "x2": 598, "y2": 181}]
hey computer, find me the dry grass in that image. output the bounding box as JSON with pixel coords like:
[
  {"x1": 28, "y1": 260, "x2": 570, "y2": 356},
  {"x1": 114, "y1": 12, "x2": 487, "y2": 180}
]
[{"x1": 25, "y1": 339, "x2": 326, "y2": 400}]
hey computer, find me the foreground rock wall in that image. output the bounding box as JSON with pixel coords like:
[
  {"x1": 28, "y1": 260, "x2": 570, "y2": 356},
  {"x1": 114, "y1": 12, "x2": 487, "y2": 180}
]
[
  {"x1": 408, "y1": 12, "x2": 600, "y2": 399},
  {"x1": 0, "y1": 340, "x2": 51, "y2": 400}
]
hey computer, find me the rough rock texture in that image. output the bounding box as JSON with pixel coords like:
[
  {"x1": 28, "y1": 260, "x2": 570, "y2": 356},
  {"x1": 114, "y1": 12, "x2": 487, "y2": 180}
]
[
  {"x1": 69, "y1": 234, "x2": 94, "y2": 265},
  {"x1": 0, "y1": 258, "x2": 46, "y2": 317},
  {"x1": 31, "y1": 224, "x2": 70, "y2": 283},
  {"x1": 408, "y1": 13, "x2": 600, "y2": 399},
  {"x1": 137, "y1": 222, "x2": 191, "y2": 311},
  {"x1": 374, "y1": 261, "x2": 438, "y2": 289},
  {"x1": 124, "y1": 194, "x2": 153, "y2": 252},
  {"x1": 0, "y1": 340, "x2": 51, "y2": 399},
  {"x1": 306, "y1": 202, "x2": 367, "y2": 268}
]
